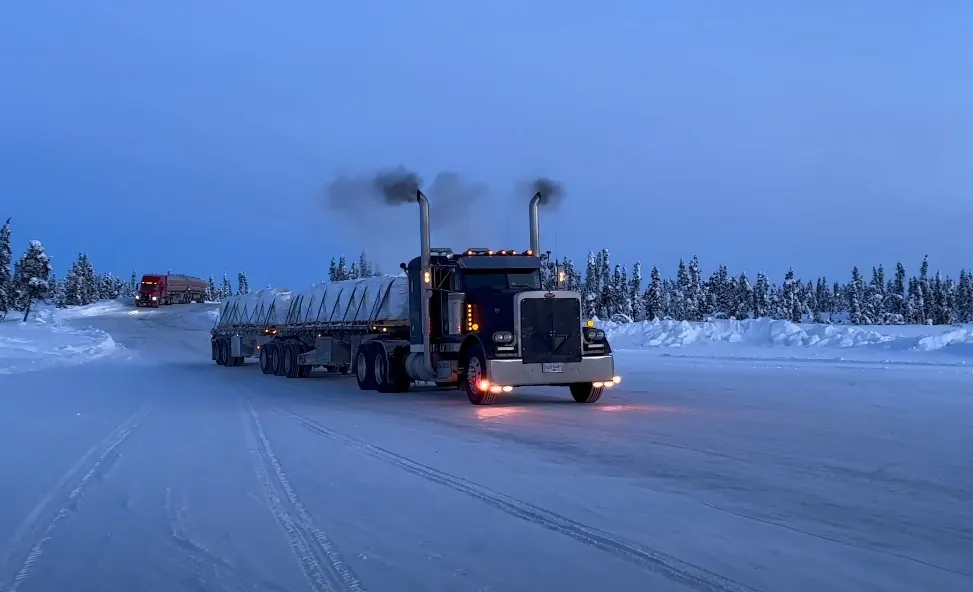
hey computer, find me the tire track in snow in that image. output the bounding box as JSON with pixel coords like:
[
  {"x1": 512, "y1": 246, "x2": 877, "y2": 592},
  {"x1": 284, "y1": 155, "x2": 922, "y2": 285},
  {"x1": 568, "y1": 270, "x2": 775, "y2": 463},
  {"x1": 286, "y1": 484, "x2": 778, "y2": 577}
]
[
  {"x1": 275, "y1": 408, "x2": 756, "y2": 592},
  {"x1": 163, "y1": 485, "x2": 293, "y2": 592},
  {"x1": 239, "y1": 399, "x2": 364, "y2": 592},
  {"x1": 0, "y1": 406, "x2": 151, "y2": 592}
]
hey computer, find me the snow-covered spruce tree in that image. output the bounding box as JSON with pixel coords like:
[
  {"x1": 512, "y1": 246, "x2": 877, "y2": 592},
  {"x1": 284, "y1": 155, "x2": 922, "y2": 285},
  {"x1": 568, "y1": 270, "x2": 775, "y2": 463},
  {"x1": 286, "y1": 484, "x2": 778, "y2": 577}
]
[
  {"x1": 752, "y1": 272, "x2": 770, "y2": 318},
  {"x1": 848, "y1": 266, "x2": 866, "y2": 325},
  {"x1": 336, "y1": 256, "x2": 349, "y2": 281},
  {"x1": 219, "y1": 272, "x2": 233, "y2": 300},
  {"x1": 918, "y1": 255, "x2": 931, "y2": 323},
  {"x1": 539, "y1": 252, "x2": 555, "y2": 290},
  {"x1": 61, "y1": 253, "x2": 95, "y2": 307},
  {"x1": 672, "y1": 259, "x2": 689, "y2": 320},
  {"x1": 349, "y1": 261, "x2": 361, "y2": 279},
  {"x1": 128, "y1": 270, "x2": 138, "y2": 298},
  {"x1": 98, "y1": 273, "x2": 122, "y2": 300},
  {"x1": 617, "y1": 264, "x2": 632, "y2": 320},
  {"x1": 560, "y1": 257, "x2": 580, "y2": 292},
  {"x1": 596, "y1": 249, "x2": 611, "y2": 319},
  {"x1": 686, "y1": 256, "x2": 705, "y2": 321},
  {"x1": 931, "y1": 273, "x2": 951, "y2": 325},
  {"x1": 0, "y1": 217, "x2": 11, "y2": 319},
  {"x1": 888, "y1": 262, "x2": 906, "y2": 319},
  {"x1": 735, "y1": 272, "x2": 753, "y2": 320},
  {"x1": 781, "y1": 268, "x2": 802, "y2": 323},
  {"x1": 237, "y1": 272, "x2": 250, "y2": 295},
  {"x1": 956, "y1": 270, "x2": 973, "y2": 323},
  {"x1": 644, "y1": 266, "x2": 663, "y2": 321},
  {"x1": 206, "y1": 275, "x2": 218, "y2": 301},
  {"x1": 705, "y1": 264, "x2": 731, "y2": 318},
  {"x1": 629, "y1": 261, "x2": 644, "y2": 322},
  {"x1": 582, "y1": 251, "x2": 598, "y2": 319},
  {"x1": 13, "y1": 240, "x2": 52, "y2": 321},
  {"x1": 48, "y1": 271, "x2": 66, "y2": 307},
  {"x1": 357, "y1": 250, "x2": 373, "y2": 278},
  {"x1": 79, "y1": 253, "x2": 98, "y2": 305}
]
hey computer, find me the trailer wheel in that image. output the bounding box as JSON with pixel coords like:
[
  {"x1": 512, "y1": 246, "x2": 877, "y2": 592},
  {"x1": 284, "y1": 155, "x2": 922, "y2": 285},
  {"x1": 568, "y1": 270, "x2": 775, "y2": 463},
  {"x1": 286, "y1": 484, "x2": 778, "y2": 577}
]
[
  {"x1": 283, "y1": 344, "x2": 300, "y2": 378},
  {"x1": 217, "y1": 339, "x2": 229, "y2": 366},
  {"x1": 273, "y1": 344, "x2": 288, "y2": 376},
  {"x1": 463, "y1": 344, "x2": 496, "y2": 405},
  {"x1": 213, "y1": 340, "x2": 224, "y2": 365},
  {"x1": 266, "y1": 344, "x2": 281, "y2": 375},
  {"x1": 569, "y1": 382, "x2": 604, "y2": 404},
  {"x1": 375, "y1": 348, "x2": 410, "y2": 393},
  {"x1": 355, "y1": 344, "x2": 377, "y2": 390},
  {"x1": 259, "y1": 346, "x2": 272, "y2": 374}
]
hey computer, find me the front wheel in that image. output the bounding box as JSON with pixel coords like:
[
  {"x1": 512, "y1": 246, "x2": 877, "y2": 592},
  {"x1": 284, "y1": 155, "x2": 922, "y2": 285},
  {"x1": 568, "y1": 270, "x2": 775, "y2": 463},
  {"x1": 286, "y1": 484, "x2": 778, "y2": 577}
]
[
  {"x1": 569, "y1": 382, "x2": 604, "y2": 404},
  {"x1": 463, "y1": 344, "x2": 496, "y2": 405}
]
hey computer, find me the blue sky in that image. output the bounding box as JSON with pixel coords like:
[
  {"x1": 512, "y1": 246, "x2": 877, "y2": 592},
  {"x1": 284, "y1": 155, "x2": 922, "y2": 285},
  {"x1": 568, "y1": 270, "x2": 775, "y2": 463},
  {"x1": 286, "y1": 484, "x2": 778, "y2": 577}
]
[{"x1": 1, "y1": 0, "x2": 970, "y2": 288}]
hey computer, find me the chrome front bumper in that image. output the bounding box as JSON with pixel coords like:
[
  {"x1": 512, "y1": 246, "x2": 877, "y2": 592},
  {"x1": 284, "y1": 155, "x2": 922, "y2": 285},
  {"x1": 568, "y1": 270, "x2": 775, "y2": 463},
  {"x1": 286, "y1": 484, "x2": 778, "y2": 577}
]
[{"x1": 486, "y1": 355, "x2": 615, "y2": 386}]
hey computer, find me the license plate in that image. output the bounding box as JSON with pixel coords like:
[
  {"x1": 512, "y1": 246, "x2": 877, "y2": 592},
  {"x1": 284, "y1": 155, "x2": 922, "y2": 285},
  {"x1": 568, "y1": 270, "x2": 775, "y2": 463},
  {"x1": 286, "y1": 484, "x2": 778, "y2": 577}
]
[{"x1": 542, "y1": 363, "x2": 563, "y2": 373}]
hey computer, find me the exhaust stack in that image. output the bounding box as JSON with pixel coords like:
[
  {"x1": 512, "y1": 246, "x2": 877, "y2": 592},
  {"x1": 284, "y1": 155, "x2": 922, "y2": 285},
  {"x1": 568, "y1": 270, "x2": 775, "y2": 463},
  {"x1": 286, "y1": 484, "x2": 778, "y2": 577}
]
[
  {"x1": 529, "y1": 191, "x2": 542, "y2": 255},
  {"x1": 416, "y1": 190, "x2": 435, "y2": 378}
]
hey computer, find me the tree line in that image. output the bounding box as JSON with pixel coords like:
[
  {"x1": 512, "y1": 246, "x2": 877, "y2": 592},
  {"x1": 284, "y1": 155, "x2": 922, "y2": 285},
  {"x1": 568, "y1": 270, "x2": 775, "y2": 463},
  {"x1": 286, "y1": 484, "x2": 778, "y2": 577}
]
[
  {"x1": 5, "y1": 209, "x2": 970, "y2": 328},
  {"x1": 536, "y1": 250, "x2": 973, "y2": 326}
]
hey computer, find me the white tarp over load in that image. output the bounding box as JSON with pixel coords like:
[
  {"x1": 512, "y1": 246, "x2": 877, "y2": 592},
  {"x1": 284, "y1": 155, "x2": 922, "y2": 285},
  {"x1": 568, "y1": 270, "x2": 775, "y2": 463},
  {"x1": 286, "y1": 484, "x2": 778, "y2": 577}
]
[
  {"x1": 216, "y1": 287, "x2": 292, "y2": 327},
  {"x1": 286, "y1": 276, "x2": 409, "y2": 325}
]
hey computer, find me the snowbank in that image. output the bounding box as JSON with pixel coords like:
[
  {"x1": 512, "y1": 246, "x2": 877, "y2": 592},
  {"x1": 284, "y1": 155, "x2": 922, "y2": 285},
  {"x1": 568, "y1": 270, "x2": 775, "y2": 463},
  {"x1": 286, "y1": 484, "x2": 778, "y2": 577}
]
[
  {"x1": 597, "y1": 317, "x2": 973, "y2": 364},
  {"x1": 0, "y1": 312, "x2": 118, "y2": 375}
]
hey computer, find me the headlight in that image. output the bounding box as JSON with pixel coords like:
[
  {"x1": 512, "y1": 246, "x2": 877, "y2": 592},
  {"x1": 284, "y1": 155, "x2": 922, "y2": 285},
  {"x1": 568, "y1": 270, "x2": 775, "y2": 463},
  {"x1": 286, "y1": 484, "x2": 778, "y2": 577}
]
[
  {"x1": 585, "y1": 328, "x2": 605, "y2": 341},
  {"x1": 492, "y1": 331, "x2": 514, "y2": 344},
  {"x1": 151, "y1": 296, "x2": 158, "y2": 301}
]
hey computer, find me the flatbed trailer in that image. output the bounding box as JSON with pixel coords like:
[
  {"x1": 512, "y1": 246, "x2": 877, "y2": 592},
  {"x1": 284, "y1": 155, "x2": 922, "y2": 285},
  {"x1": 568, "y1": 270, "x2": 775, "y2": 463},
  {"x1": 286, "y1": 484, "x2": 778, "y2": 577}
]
[{"x1": 211, "y1": 190, "x2": 620, "y2": 405}]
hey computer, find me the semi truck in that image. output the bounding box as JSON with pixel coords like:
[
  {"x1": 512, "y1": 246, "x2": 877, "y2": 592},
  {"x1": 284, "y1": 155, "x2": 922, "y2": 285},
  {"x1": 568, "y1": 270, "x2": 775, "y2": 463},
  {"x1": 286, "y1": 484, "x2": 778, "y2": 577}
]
[
  {"x1": 136, "y1": 273, "x2": 208, "y2": 307},
  {"x1": 210, "y1": 191, "x2": 620, "y2": 405}
]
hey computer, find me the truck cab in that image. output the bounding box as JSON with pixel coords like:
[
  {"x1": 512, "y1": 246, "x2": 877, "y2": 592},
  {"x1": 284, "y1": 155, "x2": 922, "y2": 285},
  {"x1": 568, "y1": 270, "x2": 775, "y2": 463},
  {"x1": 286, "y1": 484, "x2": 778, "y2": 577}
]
[
  {"x1": 404, "y1": 247, "x2": 616, "y2": 405},
  {"x1": 136, "y1": 275, "x2": 164, "y2": 307}
]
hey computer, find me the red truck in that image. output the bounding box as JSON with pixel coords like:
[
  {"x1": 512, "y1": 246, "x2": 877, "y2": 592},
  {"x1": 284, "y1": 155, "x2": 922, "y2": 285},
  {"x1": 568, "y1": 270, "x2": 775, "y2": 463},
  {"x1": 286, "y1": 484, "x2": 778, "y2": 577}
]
[{"x1": 136, "y1": 273, "x2": 208, "y2": 307}]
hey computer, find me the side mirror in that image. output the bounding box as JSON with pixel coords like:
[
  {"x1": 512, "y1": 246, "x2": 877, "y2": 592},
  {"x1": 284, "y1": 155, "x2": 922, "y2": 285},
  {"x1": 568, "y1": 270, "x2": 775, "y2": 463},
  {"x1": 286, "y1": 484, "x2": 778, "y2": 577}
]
[{"x1": 399, "y1": 262, "x2": 407, "y2": 270}]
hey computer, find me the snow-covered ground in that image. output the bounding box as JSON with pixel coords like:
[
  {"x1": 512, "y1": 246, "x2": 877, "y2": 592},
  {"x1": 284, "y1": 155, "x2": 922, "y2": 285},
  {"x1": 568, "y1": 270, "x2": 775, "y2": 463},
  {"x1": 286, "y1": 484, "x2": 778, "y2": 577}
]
[
  {"x1": 599, "y1": 317, "x2": 973, "y2": 368},
  {"x1": 0, "y1": 308, "x2": 119, "y2": 374},
  {"x1": 0, "y1": 302, "x2": 970, "y2": 591}
]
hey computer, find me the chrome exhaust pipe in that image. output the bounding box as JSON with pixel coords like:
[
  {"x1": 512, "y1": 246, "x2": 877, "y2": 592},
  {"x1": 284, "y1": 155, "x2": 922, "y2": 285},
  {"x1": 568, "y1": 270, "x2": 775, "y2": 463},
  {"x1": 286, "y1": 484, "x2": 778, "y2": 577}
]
[
  {"x1": 529, "y1": 191, "x2": 541, "y2": 255},
  {"x1": 416, "y1": 190, "x2": 435, "y2": 379}
]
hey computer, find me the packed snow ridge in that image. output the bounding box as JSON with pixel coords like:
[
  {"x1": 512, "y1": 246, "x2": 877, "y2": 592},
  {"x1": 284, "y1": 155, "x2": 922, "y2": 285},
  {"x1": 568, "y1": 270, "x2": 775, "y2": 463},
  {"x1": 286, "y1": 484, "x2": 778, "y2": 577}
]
[
  {"x1": 0, "y1": 308, "x2": 118, "y2": 374},
  {"x1": 597, "y1": 317, "x2": 973, "y2": 359}
]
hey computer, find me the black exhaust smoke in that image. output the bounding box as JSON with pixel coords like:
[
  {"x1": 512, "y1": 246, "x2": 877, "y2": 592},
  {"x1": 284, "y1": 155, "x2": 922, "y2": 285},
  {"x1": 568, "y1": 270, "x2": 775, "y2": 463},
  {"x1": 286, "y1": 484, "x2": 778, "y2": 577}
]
[
  {"x1": 324, "y1": 167, "x2": 492, "y2": 268},
  {"x1": 528, "y1": 176, "x2": 566, "y2": 209}
]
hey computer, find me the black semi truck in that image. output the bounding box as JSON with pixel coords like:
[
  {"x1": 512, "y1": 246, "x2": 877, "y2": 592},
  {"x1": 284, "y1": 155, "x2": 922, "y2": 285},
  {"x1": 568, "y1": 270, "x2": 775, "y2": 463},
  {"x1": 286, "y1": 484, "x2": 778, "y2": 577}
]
[{"x1": 211, "y1": 191, "x2": 620, "y2": 405}]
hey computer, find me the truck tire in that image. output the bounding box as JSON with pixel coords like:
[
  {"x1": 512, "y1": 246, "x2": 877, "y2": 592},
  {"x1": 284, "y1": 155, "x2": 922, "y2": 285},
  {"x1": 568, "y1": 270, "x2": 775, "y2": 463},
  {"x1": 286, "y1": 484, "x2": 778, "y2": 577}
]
[
  {"x1": 273, "y1": 344, "x2": 288, "y2": 376},
  {"x1": 375, "y1": 347, "x2": 410, "y2": 393},
  {"x1": 283, "y1": 344, "x2": 300, "y2": 378},
  {"x1": 296, "y1": 346, "x2": 312, "y2": 378},
  {"x1": 355, "y1": 344, "x2": 377, "y2": 390},
  {"x1": 569, "y1": 382, "x2": 604, "y2": 404},
  {"x1": 213, "y1": 340, "x2": 224, "y2": 365},
  {"x1": 266, "y1": 344, "x2": 281, "y2": 375},
  {"x1": 463, "y1": 343, "x2": 496, "y2": 405},
  {"x1": 218, "y1": 339, "x2": 229, "y2": 366},
  {"x1": 259, "y1": 346, "x2": 272, "y2": 374}
]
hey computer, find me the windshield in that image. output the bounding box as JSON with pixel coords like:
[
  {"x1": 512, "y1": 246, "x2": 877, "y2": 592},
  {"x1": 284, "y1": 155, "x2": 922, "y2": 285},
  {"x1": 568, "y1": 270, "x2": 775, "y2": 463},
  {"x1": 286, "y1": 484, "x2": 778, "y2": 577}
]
[{"x1": 463, "y1": 271, "x2": 541, "y2": 291}]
